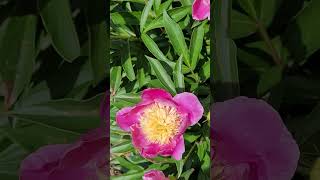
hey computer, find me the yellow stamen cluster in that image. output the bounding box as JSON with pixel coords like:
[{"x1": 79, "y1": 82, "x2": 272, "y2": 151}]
[{"x1": 140, "y1": 103, "x2": 181, "y2": 145}]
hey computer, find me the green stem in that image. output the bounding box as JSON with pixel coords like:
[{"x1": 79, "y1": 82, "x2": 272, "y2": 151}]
[
  {"x1": 257, "y1": 21, "x2": 282, "y2": 66},
  {"x1": 183, "y1": 142, "x2": 197, "y2": 163},
  {"x1": 188, "y1": 66, "x2": 200, "y2": 83},
  {"x1": 110, "y1": 36, "x2": 140, "y2": 41}
]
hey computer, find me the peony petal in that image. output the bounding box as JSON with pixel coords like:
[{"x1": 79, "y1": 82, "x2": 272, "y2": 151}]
[
  {"x1": 59, "y1": 128, "x2": 107, "y2": 169},
  {"x1": 175, "y1": 111, "x2": 190, "y2": 136},
  {"x1": 20, "y1": 144, "x2": 71, "y2": 180},
  {"x1": 141, "y1": 88, "x2": 172, "y2": 103},
  {"x1": 174, "y1": 92, "x2": 204, "y2": 126},
  {"x1": 219, "y1": 163, "x2": 254, "y2": 180},
  {"x1": 131, "y1": 124, "x2": 160, "y2": 158},
  {"x1": 159, "y1": 139, "x2": 177, "y2": 157},
  {"x1": 143, "y1": 170, "x2": 169, "y2": 180},
  {"x1": 20, "y1": 144, "x2": 70, "y2": 171},
  {"x1": 19, "y1": 128, "x2": 108, "y2": 180},
  {"x1": 192, "y1": 0, "x2": 210, "y2": 20},
  {"x1": 172, "y1": 136, "x2": 185, "y2": 160},
  {"x1": 49, "y1": 167, "x2": 98, "y2": 180},
  {"x1": 116, "y1": 102, "x2": 151, "y2": 132},
  {"x1": 212, "y1": 97, "x2": 300, "y2": 180},
  {"x1": 115, "y1": 106, "x2": 137, "y2": 132}
]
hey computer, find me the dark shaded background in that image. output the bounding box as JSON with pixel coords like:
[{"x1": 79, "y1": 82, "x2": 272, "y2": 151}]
[{"x1": 230, "y1": 0, "x2": 320, "y2": 179}]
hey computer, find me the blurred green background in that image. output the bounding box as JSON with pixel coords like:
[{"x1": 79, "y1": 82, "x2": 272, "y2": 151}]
[
  {"x1": 213, "y1": 0, "x2": 320, "y2": 179},
  {"x1": 0, "y1": 0, "x2": 108, "y2": 179}
]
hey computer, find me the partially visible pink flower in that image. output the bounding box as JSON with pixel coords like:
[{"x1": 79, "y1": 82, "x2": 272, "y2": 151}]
[
  {"x1": 143, "y1": 170, "x2": 169, "y2": 180},
  {"x1": 20, "y1": 128, "x2": 108, "y2": 180},
  {"x1": 192, "y1": 0, "x2": 210, "y2": 20},
  {"x1": 211, "y1": 97, "x2": 300, "y2": 180},
  {"x1": 116, "y1": 88, "x2": 204, "y2": 160},
  {"x1": 20, "y1": 90, "x2": 109, "y2": 180}
]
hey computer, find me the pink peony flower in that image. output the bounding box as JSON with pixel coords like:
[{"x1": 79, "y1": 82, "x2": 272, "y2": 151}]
[
  {"x1": 116, "y1": 88, "x2": 204, "y2": 160},
  {"x1": 192, "y1": 0, "x2": 210, "y2": 21},
  {"x1": 19, "y1": 128, "x2": 108, "y2": 180},
  {"x1": 143, "y1": 170, "x2": 169, "y2": 180},
  {"x1": 211, "y1": 97, "x2": 300, "y2": 180}
]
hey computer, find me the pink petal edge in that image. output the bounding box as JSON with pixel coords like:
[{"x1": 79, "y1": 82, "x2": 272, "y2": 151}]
[
  {"x1": 174, "y1": 92, "x2": 204, "y2": 126},
  {"x1": 172, "y1": 136, "x2": 185, "y2": 160},
  {"x1": 141, "y1": 88, "x2": 172, "y2": 103},
  {"x1": 115, "y1": 106, "x2": 137, "y2": 131}
]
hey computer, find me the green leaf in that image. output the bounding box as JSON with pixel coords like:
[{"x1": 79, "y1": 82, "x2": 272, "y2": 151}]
[
  {"x1": 175, "y1": 160, "x2": 184, "y2": 178},
  {"x1": 281, "y1": 76, "x2": 320, "y2": 105},
  {"x1": 213, "y1": 0, "x2": 239, "y2": 101},
  {"x1": 126, "y1": 154, "x2": 148, "y2": 164},
  {"x1": 18, "y1": 82, "x2": 51, "y2": 106},
  {"x1": 116, "y1": 157, "x2": 144, "y2": 171},
  {"x1": 4, "y1": 120, "x2": 79, "y2": 151},
  {"x1": 184, "y1": 133, "x2": 201, "y2": 143},
  {"x1": 200, "y1": 153, "x2": 210, "y2": 176},
  {"x1": 111, "y1": 171, "x2": 144, "y2": 180},
  {"x1": 180, "y1": 0, "x2": 192, "y2": 6},
  {"x1": 238, "y1": 0, "x2": 282, "y2": 26},
  {"x1": 110, "y1": 133, "x2": 124, "y2": 144},
  {"x1": 121, "y1": 41, "x2": 136, "y2": 81},
  {"x1": 137, "y1": 68, "x2": 147, "y2": 88},
  {"x1": 284, "y1": 0, "x2": 320, "y2": 62},
  {"x1": 140, "y1": 0, "x2": 154, "y2": 32},
  {"x1": 230, "y1": 10, "x2": 257, "y2": 39},
  {"x1": 292, "y1": 103, "x2": 320, "y2": 144},
  {"x1": 197, "y1": 141, "x2": 207, "y2": 161},
  {"x1": 86, "y1": 0, "x2": 108, "y2": 85},
  {"x1": 148, "y1": 79, "x2": 167, "y2": 90},
  {"x1": 10, "y1": 94, "x2": 103, "y2": 133},
  {"x1": 39, "y1": 0, "x2": 81, "y2": 62},
  {"x1": 237, "y1": 48, "x2": 270, "y2": 73},
  {"x1": 310, "y1": 158, "x2": 320, "y2": 180},
  {"x1": 163, "y1": 10, "x2": 190, "y2": 66},
  {"x1": 0, "y1": 15, "x2": 37, "y2": 107},
  {"x1": 146, "y1": 163, "x2": 170, "y2": 171},
  {"x1": 200, "y1": 61, "x2": 210, "y2": 81},
  {"x1": 111, "y1": 66, "x2": 122, "y2": 93},
  {"x1": 190, "y1": 23, "x2": 205, "y2": 70},
  {"x1": 180, "y1": 168, "x2": 194, "y2": 180},
  {"x1": 111, "y1": 0, "x2": 145, "y2": 3},
  {"x1": 111, "y1": 140, "x2": 134, "y2": 153},
  {"x1": 66, "y1": 61, "x2": 93, "y2": 99},
  {"x1": 0, "y1": 143, "x2": 26, "y2": 176},
  {"x1": 154, "y1": 0, "x2": 161, "y2": 16},
  {"x1": 259, "y1": 0, "x2": 282, "y2": 27},
  {"x1": 113, "y1": 92, "x2": 141, "y2": 104},
  {"x1": 245, "y1": 37, "x2": 286, "y2": 61},
  {"x1": 144, "y1": 6, "x2": 191, "y2": 32},
  {"x1": 111, "y1": 12, "x2": 141, "y2": 25},
  {"x1": 141, "y1": 33, "x2": 173, "y2": 68},
  {"x1": 238, "y1": 0, "x2": 258, "y2": 20},
  {"x1": 173, "y1": 56, "x2": 185, "y2": 92},
  {"x1": 146, "y1": 56, "x2": 176, "y2": 94},
  {"x1": 257, "y1": 66, "x2": 282, "y2": 96},
  {"x1": 159, "y1": 0, "x2": 174, "y2": 13}
]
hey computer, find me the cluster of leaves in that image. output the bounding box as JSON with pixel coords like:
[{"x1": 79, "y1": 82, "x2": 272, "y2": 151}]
[
  {"x1": 110, "y1": 0, "x2": 210, "y2": 179},
  {"x1": 219, "y1": 0, "x2": 320, "y2": 179},
  {"x1": 0, "y1": 0, "x2": 107, "y2": 179}
]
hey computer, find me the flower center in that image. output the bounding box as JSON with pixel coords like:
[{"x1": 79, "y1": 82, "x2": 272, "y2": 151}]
[{"x1": 140, "y1": 103, "x2": 181, "y2": 145}]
